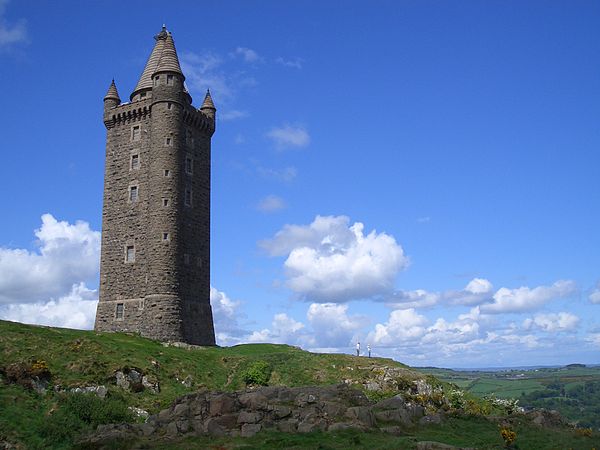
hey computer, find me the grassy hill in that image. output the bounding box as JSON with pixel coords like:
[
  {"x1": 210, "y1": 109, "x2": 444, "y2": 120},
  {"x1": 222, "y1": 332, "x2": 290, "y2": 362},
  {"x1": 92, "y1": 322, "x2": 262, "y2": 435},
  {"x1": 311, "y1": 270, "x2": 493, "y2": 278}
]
[{"x1": 1, "y1": 320, "x2": 599, "y2": 449}]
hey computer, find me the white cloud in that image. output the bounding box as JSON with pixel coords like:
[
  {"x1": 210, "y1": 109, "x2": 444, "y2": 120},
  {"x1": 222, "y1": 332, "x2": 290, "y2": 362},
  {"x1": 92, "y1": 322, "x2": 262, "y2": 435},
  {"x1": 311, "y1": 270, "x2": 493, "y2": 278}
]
[
  {"x1": 480, "y1": 280, "x2": 577, "y2": 314},
  {"x1": 210, "y1": 286, "x2": 249, "y2": 346},
  {"x1": 0, "y1": 282, "x2": 98, "y2": 329},
  {"x1": 233, "y1": 47, "x2": 261, "y2": 63},
  {"x1": 0, "y1": 214, "x2": 100, "y2": 304},
  {"x1": 260, "y1": 215, "x2": 408, "y2": 302},
  {"x1": 257, "y1": 195, "x2": 286, "y2": 213},
  {"x1": 466, "y1": 278, "x2": 493, "y2": 295},
  {"x1": 522, "y1": 312, "x2": 579, "y2": 332},
  {"x1": 257, "y1": 166, "x2": 297, "y2": 183},
  {"x1": 220, "y1": 109, "x2": 248, "y2": 121},
  {"x1": 386, "y1": 278, "x2": 493, "y2": 309},
  {"x1": 248, "y1": 313, "x2": 304, "y2": 344},
  {"x1": 276, "y1": 56, "x2": 304, "y2": 69},
  {"x1": 586, "y1": 333, "x2": 600, "y2": 347},
  {"x1": 589, "y1": 285, "x2": 600, "y2": 304},
  {"x1": 368, "y1": 308, "x2": 428, "y2": 346},
  {"x1": 0, "y1": 0, "x2": 27, "y2": 50},
  {"x1": 180, "y1": 51, "x2": 232, "y2": 100},
  {"x1": 266, "y1": 124, "x2": 310, "y2": 150},
  {"x1": 305, "y1": 303, "x2": 367, "y2": 348}
]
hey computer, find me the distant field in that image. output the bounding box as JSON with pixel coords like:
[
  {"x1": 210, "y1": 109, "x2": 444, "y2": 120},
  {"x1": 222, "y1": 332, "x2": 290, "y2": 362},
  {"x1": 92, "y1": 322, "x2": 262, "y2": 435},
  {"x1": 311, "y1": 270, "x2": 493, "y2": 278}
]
[{"x1": 468, "y1": 378, "x2": 545, "y2": 398}]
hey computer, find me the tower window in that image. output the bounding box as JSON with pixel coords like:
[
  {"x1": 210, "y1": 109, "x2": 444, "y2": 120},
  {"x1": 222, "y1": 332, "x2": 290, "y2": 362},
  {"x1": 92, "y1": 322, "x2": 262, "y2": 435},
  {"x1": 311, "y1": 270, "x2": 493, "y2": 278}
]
[
  {"x1": 154, "y1": 76, "x2": 160, "y2": 86},
  {"x1": 167, "y1": 102, "x2": 173, "y2": 110},
  {"x1": 184, "y1": 253, "x2": 190, "y2": 265},
  {"x1": 165, "y1": 137, "x2": 172, "y2": 146},
  {"x1": 164, "y1": 169, "x2": 170, "y2": 177},
  {"x1": 139, "y1": 92, "x2": 147, "y2": 99},
  {"x1": 131, "y1": 125, "x2": 141, "y2": 141},
  {"x1": 184, "y1": 188, "x2": 193, "y2": 207},
  {"x1": 129, "y1": 186, "x2": 138, "y2": 202},
  {"x1": 131, "y1": 154, "x2": 140, "y2": 170},
  {"x1": 163, "y1": 198, "x2": 169, "y2": 207},
  {"x1": 185, "y1": 157, "x2": 193, "y2": 175},
  {"x1": 125, "y1": 245, "x2": 135, "y2": 263},
  {"x1": 116, "y1": 303, "x2": 124, "y2": 320},
  {"x1": 162, "y1": 232, "x2": 170, "y2": 241},
  {"x1": 186, "y1": 130, "x2": 194, "y2": 146},
  {"x1": 167, "y1": 74, "x2": 174, "y2": 85}
]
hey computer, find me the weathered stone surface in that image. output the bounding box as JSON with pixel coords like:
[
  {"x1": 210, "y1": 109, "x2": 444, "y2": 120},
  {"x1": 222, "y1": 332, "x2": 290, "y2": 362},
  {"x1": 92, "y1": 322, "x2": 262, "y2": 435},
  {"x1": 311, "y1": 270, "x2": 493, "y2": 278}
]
[
  {"x1": 345, "y1": 406, "x2": 375, "y2": 427},
  {"x1": 240, "y1": 423, "x2": 261, "y2": 437},
  {"x1": 94, "y1": 28, "x2": 216, "y2": 346},
  {"x1": 209, "y1": 393, "x2": 236, "y2": 415},
  {"x1": 237, "y1": 411, "x2": 262, "y2": 424}
]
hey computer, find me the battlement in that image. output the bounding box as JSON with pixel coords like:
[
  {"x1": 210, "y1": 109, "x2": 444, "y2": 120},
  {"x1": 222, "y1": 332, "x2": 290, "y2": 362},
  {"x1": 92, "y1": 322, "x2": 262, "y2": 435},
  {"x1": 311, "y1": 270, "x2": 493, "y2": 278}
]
[
  {"x1": 183, "y1": 105, "x2": 215, "y2": 135},
  {"x1": 104, "y1": 99, "x2": 151, "y2": 129}
]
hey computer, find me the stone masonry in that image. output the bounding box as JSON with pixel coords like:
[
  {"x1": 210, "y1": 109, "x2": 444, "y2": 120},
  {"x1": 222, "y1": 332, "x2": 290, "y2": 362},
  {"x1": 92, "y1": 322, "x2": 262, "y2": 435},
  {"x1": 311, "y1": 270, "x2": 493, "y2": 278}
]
[{"x1": 94, "y1": 27, "x2": 216, "y2": 345}]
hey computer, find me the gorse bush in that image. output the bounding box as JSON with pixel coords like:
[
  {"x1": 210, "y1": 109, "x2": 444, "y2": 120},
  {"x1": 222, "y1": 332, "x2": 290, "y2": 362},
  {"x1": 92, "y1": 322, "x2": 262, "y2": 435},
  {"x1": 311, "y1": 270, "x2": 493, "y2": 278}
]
[
  {"x1": 242, "y1": 361, "x2": 272, "y2": 386},
  {"x1": 39, "y1": 393, "x2": 133, "y2": 447}
]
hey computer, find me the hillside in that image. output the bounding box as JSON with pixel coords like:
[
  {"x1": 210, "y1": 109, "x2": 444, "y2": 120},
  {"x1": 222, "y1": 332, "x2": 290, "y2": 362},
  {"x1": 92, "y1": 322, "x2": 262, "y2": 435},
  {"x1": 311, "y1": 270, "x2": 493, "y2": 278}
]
[{"x1": 1, "y1": 320, "x2": 598, "y2": 449}]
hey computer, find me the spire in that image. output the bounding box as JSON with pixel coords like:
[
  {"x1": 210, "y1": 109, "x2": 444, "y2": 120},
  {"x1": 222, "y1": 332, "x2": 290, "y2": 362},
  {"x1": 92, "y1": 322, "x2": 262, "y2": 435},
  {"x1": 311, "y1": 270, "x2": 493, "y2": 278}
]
[
  {"x1": 131, "y1": 26, "x2": 184, "y2": 100},
  {"x1": 104, "y1": 79, "x2": 121, "y2": 102},
  {"x1": 200, "y1": 89, "x2": 216, "y2": 110}
]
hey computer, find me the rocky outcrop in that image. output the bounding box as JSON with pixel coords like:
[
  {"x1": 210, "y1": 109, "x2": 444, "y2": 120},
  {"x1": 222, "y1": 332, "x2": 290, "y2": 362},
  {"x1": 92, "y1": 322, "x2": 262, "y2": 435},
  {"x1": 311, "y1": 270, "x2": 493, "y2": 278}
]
[{"x1": 81, "y1": 384, "x2": 433, "y2": 445}]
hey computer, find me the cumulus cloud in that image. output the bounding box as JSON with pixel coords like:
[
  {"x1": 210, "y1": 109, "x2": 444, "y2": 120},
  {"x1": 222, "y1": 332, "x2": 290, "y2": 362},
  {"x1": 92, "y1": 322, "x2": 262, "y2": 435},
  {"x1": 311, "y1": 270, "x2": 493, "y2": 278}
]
[
  {"x1": 0, "y1": 283, "x2": 98, "y2": 329},
  {"x1": 0, "y1": 0, "x2": 27, "y2": 50},
  {"x1": 180, "y1": 51, "x2": 232, "y2": 100},
  {"x1": 386, "y1": 278, "x2": 493, "y2": 309},
  {"x1": 248, "y1": 313, "x2": 305, "y2": 344},
  {"x1": 257, "y1": 195, "x2": 286, "y2": 213},
  {"x1": 522, "y1": 312, "x2": 579, "y2": 332},
  {"x1": 260, "y1": 215, "x2": 408, "y2": 302},
  {"x1": 256, "y1": 166, "x2": 297, "y2": 183},
  {"x1": 276, "y1": 56, "x2": 304, "y2": 69},
  {"x1": 0, "y1": 214, "x2": 100, "y2": 305},
  {"x1": 480, "y1": 280, "x2": 577, "y2": 314},
  {"x1": 210, "y1": 286, "x2": 250, "y2": 346},
  {"x1": 368, "y1": 308, "x2": 428, "y2": 346},
  {"x1": 266, "y1": 124, "x2": 310, "y2": 150}
]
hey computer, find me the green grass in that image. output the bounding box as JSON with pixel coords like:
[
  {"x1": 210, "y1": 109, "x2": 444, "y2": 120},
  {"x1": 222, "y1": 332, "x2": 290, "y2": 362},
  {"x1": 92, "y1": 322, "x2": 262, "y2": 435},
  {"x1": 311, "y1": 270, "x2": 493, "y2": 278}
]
[
  {"x1": 468, "y1": 378, "x2": 545, "y2": 398},
  {"x1": 2, "y1": 320, "x2": 598, "y2": 449}
]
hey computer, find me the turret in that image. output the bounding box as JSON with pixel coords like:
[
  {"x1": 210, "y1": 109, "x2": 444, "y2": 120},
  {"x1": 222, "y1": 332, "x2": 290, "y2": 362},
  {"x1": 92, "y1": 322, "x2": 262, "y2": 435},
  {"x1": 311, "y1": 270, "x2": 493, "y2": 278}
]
[
  {"x1": 103, "y1": 79, "x2": 121, "y2": 111},
  {"x1": 200, "y1": 89, "x2": 216, "y2": 121}
]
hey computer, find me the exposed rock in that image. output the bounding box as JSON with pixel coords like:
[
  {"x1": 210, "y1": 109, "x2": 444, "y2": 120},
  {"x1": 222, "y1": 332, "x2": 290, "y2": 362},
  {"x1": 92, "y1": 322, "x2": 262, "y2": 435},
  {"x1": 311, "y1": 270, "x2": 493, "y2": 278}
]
[
  {"x1": 416, "y1": 442, "x2": 476, "y2": 450},
  {"x1": 142, "y1": 375, "x2": 160, "y2": 393},
  {"x1": 527, "y1": 409, "x2": 565, "y2": 428},
  {"x1": 115, "y1": 368, "x2": 144, "y2": 392},
  {"x1": 128, "y1": 406, "x2": 149, "y2": 420},
  {"x1": 70, "y1": 385, "x2": 108, "y2": 398}
]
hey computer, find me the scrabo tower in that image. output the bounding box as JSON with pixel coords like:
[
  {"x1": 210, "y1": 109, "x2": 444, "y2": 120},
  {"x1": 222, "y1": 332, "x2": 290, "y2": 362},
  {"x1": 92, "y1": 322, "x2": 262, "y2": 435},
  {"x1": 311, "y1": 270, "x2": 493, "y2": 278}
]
[{"x1": 94, "y1": 27, "x2": 216, "y2": 345}]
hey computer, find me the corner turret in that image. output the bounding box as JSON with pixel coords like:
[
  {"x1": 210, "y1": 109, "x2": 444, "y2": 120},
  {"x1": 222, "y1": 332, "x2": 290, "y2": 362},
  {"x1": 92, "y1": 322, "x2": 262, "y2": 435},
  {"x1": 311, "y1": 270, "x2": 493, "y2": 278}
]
[
  {"x1": 200, "y1": 90, "x2": 216, "y2": 121},
  {"x1": 103, "y1": 79, "x2": 121, "y2": 110}
]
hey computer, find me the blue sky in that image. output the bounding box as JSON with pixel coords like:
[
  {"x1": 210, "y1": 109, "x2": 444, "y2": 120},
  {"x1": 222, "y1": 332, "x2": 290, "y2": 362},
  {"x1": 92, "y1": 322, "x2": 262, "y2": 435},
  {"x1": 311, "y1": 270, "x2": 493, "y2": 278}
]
[{"x1": 1, "y1": 0, "x2": 599, "y2": 368}]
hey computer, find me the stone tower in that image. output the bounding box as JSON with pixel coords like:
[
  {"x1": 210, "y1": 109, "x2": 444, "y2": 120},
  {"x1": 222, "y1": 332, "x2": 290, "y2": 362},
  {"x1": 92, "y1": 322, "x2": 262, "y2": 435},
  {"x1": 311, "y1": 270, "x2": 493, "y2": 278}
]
[{"x1": 94, "y1": 27, "x2": 216, "y2": 345}]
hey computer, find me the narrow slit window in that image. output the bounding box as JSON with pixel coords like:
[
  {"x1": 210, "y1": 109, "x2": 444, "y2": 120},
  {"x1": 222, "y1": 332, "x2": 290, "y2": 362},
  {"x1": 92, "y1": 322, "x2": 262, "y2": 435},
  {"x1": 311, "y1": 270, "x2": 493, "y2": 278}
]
[
  {"x1": 131, "y1": 154, "x2": 140, "y2": 170},
  {"x1": 129, "y1": 186, "x2": 138, "y2": 202},
  {"x1": 163, "y1": 198, "x2": 169, "y2": 207},
  {"x1": 184, "y1": 188, "x2": 192, "y2": 207},
  {"x1": 162, "y1": 232, "x2": 170, "y2": 241},
  {"x1": 185, "y1": 157, "x2": 193, "y2": 175},
  {"x1": 139, "y1": 92, "x2": 147, "y2": 99},
  {"x1": 164, "y1": 169, "x2": 170, "y2": 177},
  {"x1": 132, "y1": 125, "x2": 141, "y2": 141},
  {"x1": 165, "y1": 137, "x2": 172, "y2": 146},
  {"x1": 125, "y1": 245, "x2": 135, "y2": 262},
  {"x1": 186, "y1": 130, "x2": 194, "y2": 146},
  {"x1": 167, "y1": 102, "x2": 173, "y2": 110},
  {"x1": 116, "y1": 303, "x2": 124, "y2": 319}
]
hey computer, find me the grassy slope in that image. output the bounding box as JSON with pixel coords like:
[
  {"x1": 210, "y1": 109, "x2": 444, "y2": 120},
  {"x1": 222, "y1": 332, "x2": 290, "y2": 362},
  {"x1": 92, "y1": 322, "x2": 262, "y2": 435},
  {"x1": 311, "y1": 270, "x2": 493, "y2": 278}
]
[{"x1": 1, "y1": 320, "x2": 599, "y2": 449}]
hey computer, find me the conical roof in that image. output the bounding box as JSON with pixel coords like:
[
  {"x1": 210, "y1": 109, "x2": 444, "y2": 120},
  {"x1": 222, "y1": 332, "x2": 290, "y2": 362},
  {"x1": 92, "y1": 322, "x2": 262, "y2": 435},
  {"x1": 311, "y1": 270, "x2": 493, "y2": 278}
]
[
  {"x1": 200, "y1": 90, "x2": 216, "y2": 110},
  {"x1": 131, "y1": 26, "x2": 184, "y2": 99},
  {"x1": 104, "y1": 79, "x2": 121, "y2": 101}
]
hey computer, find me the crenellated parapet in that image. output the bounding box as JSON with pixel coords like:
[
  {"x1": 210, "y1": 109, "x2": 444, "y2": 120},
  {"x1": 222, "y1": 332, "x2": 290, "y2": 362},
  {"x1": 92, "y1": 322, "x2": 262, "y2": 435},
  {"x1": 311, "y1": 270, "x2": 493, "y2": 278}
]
[
  {"x1": 104, "y1": 100, "x2": 151, "y2": 129},
  {"x1": 183, "y1": 105, "x2": 215, "y2": 135}
]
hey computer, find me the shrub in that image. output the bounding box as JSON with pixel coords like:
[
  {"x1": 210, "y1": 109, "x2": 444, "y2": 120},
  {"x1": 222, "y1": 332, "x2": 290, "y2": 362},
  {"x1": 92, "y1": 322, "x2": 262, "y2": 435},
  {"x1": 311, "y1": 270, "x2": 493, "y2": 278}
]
[
  {"x1": 242, "y1": 361, "x2": 272, "y2": 386},
  {"x1": 500, "y1": 427, "x2": 517, "y2": 447}
]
